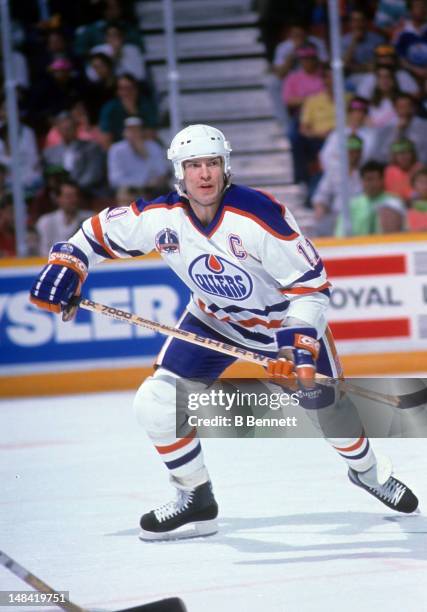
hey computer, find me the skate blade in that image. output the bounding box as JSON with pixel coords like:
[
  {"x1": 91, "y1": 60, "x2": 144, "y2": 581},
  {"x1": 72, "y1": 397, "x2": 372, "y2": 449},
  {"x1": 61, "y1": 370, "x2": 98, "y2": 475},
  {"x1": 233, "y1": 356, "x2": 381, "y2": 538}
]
[{"x1": 139, "y1": 519, "x2": 218, "y2": 542}]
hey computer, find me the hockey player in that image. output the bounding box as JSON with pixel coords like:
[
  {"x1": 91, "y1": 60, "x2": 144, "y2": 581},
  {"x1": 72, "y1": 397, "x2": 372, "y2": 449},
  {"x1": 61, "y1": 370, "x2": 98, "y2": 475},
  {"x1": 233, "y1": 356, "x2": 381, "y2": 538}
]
[{"x1": 30, "y1": 124, "x2": 419, "y2": 540}]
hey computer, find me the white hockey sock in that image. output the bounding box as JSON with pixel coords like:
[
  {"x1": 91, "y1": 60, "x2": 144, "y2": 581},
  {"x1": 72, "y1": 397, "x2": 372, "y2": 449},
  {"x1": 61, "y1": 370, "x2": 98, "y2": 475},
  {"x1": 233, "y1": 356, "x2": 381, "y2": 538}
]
[
  {"x1": 328, "y1": 435, "x2": 376, "y2": 472},
  {"x1": 170, "y1": 466, "x2": 210, "y2": 490},
  {"x1": 152, "y1": 427, "x2": 206, "y2": 479}
]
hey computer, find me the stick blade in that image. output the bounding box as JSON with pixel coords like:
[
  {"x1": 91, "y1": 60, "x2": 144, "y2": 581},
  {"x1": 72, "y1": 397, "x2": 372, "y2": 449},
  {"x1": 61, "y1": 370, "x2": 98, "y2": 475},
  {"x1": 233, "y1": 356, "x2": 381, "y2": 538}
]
[{"x1": 119, "y1": 597, "x2": 187, "y2": 612}]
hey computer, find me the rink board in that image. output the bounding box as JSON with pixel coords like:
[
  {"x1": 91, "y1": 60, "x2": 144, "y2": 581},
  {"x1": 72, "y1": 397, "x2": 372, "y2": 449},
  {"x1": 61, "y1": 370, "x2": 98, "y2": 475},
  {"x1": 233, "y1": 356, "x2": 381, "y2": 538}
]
[{"x1": 1, "y1": 233, "x2": 426, "y2": 396}]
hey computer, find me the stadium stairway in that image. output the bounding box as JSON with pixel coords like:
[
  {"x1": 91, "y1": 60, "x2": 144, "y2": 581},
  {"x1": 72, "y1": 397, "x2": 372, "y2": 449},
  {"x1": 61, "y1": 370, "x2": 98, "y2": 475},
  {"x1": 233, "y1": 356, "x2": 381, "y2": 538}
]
[{"x1": 136, "y1": 0, "x2": 315, "y2": 234}]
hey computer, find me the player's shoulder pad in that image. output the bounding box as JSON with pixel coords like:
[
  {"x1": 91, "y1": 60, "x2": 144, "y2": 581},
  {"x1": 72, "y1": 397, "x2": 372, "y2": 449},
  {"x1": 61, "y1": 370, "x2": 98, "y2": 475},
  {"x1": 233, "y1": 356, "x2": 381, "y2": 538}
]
[
  {"x1": 224, "y1": 184, "x2": 298, "y2": 239},
  {"x1": 131, "y1": 191, "x2": 183, "y2": 216}
]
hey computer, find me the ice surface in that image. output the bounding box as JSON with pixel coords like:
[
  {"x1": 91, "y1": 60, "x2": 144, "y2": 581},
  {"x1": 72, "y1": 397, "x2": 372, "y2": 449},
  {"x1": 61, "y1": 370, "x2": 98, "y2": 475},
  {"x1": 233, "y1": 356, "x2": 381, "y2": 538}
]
[{"x1": 1, "y1": 391, "x2": 426, "y2": 612}]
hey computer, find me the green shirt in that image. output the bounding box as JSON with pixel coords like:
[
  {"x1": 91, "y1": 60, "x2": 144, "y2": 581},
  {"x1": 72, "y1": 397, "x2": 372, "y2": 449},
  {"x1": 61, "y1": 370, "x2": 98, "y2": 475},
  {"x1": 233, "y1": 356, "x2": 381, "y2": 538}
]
[
  {"x1": 335, "y1": 191, "x2": 405, "y2": 236},
  {"x1": 99, "y1": 97, "x2": 159, "y2": 141}
]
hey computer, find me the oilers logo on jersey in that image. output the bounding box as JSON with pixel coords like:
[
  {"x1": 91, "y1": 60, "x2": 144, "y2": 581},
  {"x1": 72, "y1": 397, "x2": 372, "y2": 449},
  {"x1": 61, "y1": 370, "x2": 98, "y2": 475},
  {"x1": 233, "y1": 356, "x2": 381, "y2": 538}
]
[
  {"x1": 155, "y1": 228, "x2": 180, "y2": 254},
  {"x1": 189, "y1": 254, "x2": 253, "y2": 300}
]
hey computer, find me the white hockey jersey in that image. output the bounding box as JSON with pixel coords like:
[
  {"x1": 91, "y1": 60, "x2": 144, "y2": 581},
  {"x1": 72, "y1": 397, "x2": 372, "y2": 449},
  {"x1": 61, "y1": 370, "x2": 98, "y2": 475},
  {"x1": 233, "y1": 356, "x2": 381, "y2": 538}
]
[{"x1": 71, "y1": 184, "x2": 331, "y2": 350}]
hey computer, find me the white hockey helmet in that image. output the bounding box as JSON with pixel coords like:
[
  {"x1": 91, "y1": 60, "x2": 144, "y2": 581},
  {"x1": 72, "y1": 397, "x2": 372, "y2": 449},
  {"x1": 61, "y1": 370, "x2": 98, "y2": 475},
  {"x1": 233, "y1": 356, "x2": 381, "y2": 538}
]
[{"x1": 167, "y1": 124, "x2": 232, "y2": 180}]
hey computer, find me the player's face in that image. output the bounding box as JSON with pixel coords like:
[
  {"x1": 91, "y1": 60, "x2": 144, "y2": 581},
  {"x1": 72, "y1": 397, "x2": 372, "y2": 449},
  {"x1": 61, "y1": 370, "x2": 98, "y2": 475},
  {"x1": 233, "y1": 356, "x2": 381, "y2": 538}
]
[{"x1": 183, "y1": 157, "x2": 225, "y2": 209}]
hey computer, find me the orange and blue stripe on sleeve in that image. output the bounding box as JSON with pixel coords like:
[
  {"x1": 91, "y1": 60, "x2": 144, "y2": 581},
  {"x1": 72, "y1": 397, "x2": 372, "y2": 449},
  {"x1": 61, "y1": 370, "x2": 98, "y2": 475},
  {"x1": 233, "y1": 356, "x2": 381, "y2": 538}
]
[
  {"x1": 280, "y1": 281, "x2": 331, "y2": 295},
  {"x1": 91, "y1": 215, "x2": 118, "y2": 258},
  {"x1": 80, "y1": 215, "x2": 118, "y2": 259}
]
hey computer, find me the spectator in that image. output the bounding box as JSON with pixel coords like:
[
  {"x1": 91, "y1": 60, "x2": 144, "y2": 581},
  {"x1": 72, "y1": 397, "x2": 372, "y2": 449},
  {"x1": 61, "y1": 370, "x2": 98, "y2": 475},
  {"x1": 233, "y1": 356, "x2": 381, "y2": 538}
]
[
  {"x1": 291, "y1": 67, "x2": 338, "y2": 191},
  {"x1": 31, "y1": 28, "x2": 75, "y2": 81},
  {"x1": 300, "y1": 68, "x2": 340, "y2": 139},
  {"x1": 108, "y1": 117, "x2": 169, "y2": 196},
  {"x1": 355, "y1": 44, "x2": 419, "y2": 99},
  {"x1": 257, "y1": 1, "x2": 314, "y2": 62},
  {"x1": 377, "y1": 92, "x2": 427, "y2": 163},
  {"x1": 384, "y1": 138, "x2": 421, "y2": 202},
  {"x1": 35, "y1": 180, "x2": 92, "y2": 256},
  {"x1": 84, "y1": 52, "x2": 117, "y2": 121},
  {"x1": 366, "y1": 66, "x2": 400, "y2": 127},
  {"x1": 320, "y1": 97, "x2": 381, "y2": 173},
  {"x1": 336, "y1": 160, "x2": 406, "y2": 236},
  {"x1": 89, "y1": 23, "x2": 146, "y2": 82},
  {"x1": 74, "y1": 0, "x2": 143, "y2": 57},
  {"x1": 43, "y1": 112, "x2": 107, "y2": 197},
  {"x1": 27, "y1": 165, "x2": 69, "y2": 225},
  {"x1": 342, "y1": 9, "x2": 385, "y2": 80},
  {"x1": 29, "y1": 58, "x2": 83, "y2": 132},
  {"x1": 115, "y1": 185, "x2": 142, "y2": 206},
  {"x1": 44, "y1": 101, "x2": 103, "y2": 148},
  {"x1": 0, "y1": 43, "x2": 29, "y2": 90},
  {"x1": 374, "y1": 0, "x2": 407, "y2": 35},
  {"x1": 283, "y1": 44, "x2": 326, "y2": 185},
  {"x1": 407, "y1": 166, "x2": 427, "y2": 229},
  {"x1": 282, "y1": 44, "x2": 326, "y2": 115},
  {"x1": 272, "y1": 21, "x2": 328, "y2": 80},
  {"x1": 394, "y1": 0, "x2": 427, "y2": 81},
  {"x1": 266, "y1": 20, "x2": 328, "y2": 132},
  {"x1": 0, "y1": 195, "x2": 16, "y2": 257},
  {"x1": 312, "y1": 135, "x2": 364, "y2": 237},
  {"x1": 98, "y1": 74, "x2": 158, "y2": 148},
  {"x1": 309, "y1": 0, "x2": 329, "y2": 39},
  {"x1": 0, "y1": 101, "x2": 42, "y2": 194}
]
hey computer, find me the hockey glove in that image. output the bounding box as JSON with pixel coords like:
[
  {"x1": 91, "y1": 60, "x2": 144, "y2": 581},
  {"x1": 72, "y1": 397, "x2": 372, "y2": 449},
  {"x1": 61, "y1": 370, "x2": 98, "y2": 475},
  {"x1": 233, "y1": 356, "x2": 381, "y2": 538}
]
[
  {"x1": 29, "y1": 242, "x2": 88, "y2": 321},
  {"x1": 274, "y1": 326, "x2": 320, "y2": 387},
  {"x1": 266, "y1": 357, "x2": 296, "y2": 379}
]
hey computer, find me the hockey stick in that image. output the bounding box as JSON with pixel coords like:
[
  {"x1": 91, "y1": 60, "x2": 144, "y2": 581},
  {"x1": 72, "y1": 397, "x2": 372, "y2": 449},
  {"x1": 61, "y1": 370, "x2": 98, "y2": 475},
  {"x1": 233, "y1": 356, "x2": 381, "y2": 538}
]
[
  {"x1": 72, "y1": 297, "x2": 421, "y2": 409},
  {"x1": 0, "y1": 551, "x2": 186, "y2": 612}
]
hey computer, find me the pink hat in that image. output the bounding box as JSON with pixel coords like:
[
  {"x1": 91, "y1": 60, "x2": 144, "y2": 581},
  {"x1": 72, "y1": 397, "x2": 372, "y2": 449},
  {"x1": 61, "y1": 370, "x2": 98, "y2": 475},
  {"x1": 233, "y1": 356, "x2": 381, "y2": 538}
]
[
  {"x1": 348, "y1": 97, "x2": 369, "y2": 112},
  {"x1": 296, "y1": 44, "x2": 318, "y2": 59},
  {"x1": 49, "y1": 58, "x2": 72, "y2": 71}
]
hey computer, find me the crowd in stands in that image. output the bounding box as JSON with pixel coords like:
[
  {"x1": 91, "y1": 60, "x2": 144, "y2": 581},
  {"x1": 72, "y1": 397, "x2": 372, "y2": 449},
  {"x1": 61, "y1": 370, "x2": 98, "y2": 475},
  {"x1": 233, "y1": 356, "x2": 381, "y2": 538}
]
[
  {"x1": 262, "y1": 0, "x2": 427, "y2": 236},
  {"x1": 2, "y1": 0, "x2": 427, "y2": 256},
  {"x1": 0, "y1": 0, "x2": 171, "y2": 257}
]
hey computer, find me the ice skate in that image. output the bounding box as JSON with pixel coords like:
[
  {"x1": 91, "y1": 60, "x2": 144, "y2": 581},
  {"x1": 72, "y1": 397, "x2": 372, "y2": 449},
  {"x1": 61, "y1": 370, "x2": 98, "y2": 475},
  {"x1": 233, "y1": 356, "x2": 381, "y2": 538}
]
[
  {"x1": 348, "y1": 457, "x2": 419, "y2": 514},
  {"x1": 139, "y1": 481, "x2": 218, "y2": 541}
]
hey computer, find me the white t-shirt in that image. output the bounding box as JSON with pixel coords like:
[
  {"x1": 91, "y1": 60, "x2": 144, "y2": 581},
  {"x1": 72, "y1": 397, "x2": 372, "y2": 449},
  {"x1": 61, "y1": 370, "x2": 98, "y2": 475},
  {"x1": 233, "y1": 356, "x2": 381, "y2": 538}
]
[
  {"x1": 368, "y1": 98, "x2": 399, "y2": 128},
  {"x1": 108, "y1": 140, "x2": 169, "y2": 188},
  {"x1": 0, "y1": 125, "x2": 41, "y2": 188},
  {"x1": 319, "y1": 125, "x2": 381, "y2": 172},
  {"x1": 36, "y1": 209, "x2": 93, "y2": 257},
  {"x1": 313, "y1": 168, "x2": 363, "y2": 213},
  {"x1": 356, "y1": 70, "x2": 419, "y2": 98},
  {"x1": 88, "y1": 43, "x2": 146, "y2": 81},
  {"x1": 273, "y1": 36, "x2": 329, "y2": 66}
]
